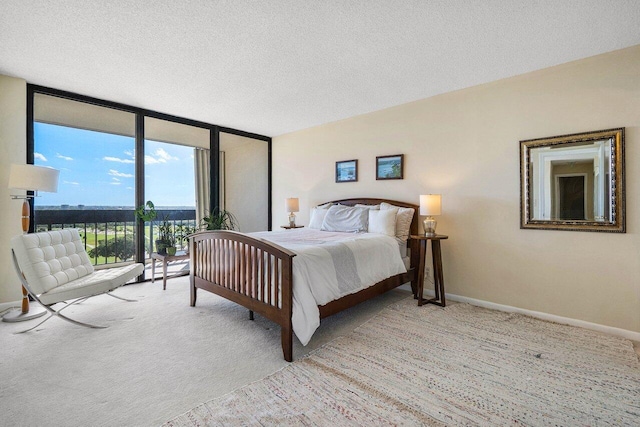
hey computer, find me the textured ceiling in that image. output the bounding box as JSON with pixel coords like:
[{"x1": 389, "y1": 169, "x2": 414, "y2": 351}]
[{"x1": 1, "y1": 1, "x2": 639, "y2": 137}]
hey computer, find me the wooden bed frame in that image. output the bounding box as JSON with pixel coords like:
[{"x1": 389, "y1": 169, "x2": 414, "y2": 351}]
[{"x1": 189, "y1": 198, "x2": 420, "y2": 362}]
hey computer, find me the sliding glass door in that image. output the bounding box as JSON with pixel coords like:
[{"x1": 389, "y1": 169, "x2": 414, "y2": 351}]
[{"x1": 142, "y1": 117, "x2": 208, "y2": 257}]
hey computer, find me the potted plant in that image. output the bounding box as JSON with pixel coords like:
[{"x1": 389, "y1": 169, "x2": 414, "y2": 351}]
[
  {"x1": 134, "y1": 201, "x2": 175, "y2": 255},
  {"x1": 200, "y1": 208, "x2": 239, "y2": 231},
  {"x1": 135, "y1": 200, "x2": 160, "y2": 253},
  {"x1": 157, "y1": 220, "x2": 175, "y2": 255},
  {"x1": 134, "y1": 200, "x2": 158, "y2": 223}
]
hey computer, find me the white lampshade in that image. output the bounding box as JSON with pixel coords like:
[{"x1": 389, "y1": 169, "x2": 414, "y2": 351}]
[
  {"x1": 420, "y1": 194, "x2": 441, "y2": 216},
  {"x1": 8, "y1": 164, "x2": 59, "y2": 193},
  {"x1": 285, "y1": 198, "x2": 299, "y2": 213}
]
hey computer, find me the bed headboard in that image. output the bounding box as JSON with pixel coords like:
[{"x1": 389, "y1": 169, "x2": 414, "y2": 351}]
[{"x1": 325, "y1": 198, "x2": 420, "y2": 237}]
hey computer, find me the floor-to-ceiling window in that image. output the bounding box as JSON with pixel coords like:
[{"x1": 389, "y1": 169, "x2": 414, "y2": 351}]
[
  {"x1": 143, "y1": 117, "x2": 208, "y2": 255},
  {"x1": 28, "y1": 85, "x2": 272, "y2": 280},
  {"x1": 33, "y1": 92, "x2": 137, "y2": 265}
]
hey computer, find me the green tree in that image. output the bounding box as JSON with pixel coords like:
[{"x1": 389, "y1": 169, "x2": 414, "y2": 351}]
[
  {"x1": 389, "y1": 162, "x2": 401, "y2": 178},
  {"x1": 88, "y1": 235, "x2": 135, "y2": 261}
]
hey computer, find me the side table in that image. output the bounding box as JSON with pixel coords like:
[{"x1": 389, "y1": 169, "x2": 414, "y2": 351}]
[
  {"x1": 410, "y1": 234, "x2": 449, "y2": 307},
  {"x1": 151, "y1": 251, "x2": 190, "y2": 290},
  {"x1": 280, "y1": 225, "x2": 304, "y2": 229}
]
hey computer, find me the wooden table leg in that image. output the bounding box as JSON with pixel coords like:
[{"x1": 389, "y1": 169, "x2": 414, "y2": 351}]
[
  {"x1": 162, "y1": 259, "x2": 168, "y2": 290},
  {"x1": 151, "y1": 258, "x2": 156, "y2": 283},
  {"x1": 432, "y1": 240, "x2": 446, "y2": 307},
  {"x1": 417, "y1": 240, "x2": 427, "y2": 306}
]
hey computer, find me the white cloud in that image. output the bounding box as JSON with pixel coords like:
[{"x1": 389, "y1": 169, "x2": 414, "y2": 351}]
[
  {"x1": 112, "y1": 177, "x2": 120, "y2": 182},
  {"x1": 156, "y1": 148, "x2": 178, "y2": 161},
  {"x1": 145, "y1": 148, "x2": 178, "y2": 165},
  {"x1": 144, "y1": 155, "x2": 164, "y2": 165},
  {"x1": 124, "y1": 150, "x2": 134, "y2": 156},
  {"x1": 63, "y1": 180, "x2": 79, "y2": 185},
  {"x1": 104, "y1": 156, "x2": 134, "y2": 164},
  {"x1": 110, "y1": 181, "x2": 121, "y2": 185},
  {"x1": 108, "y1": 169, "x2": 134, "y2": 178},
  {"x1": 56, "y1": 153, "x2": 73, "y2": 161},
  {"x1": 34, "y1": 152, "x2": 47, "y2": 162}
]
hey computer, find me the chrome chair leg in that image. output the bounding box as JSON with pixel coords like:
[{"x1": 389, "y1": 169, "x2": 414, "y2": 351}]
[
  {"x1": 106, "y1": 292, "x2": 137, "y2": 303},
  {"x1": 12, "y1": 252, "x2": 108, "y2": 333},
  {"x1": 15, "y1": 309, "x2": 108, "y2": 334}
]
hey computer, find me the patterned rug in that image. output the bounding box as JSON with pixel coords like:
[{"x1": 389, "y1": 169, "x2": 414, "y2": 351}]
[{"x1": 164, "y1": 299, "x2": 640, "y2": 426}]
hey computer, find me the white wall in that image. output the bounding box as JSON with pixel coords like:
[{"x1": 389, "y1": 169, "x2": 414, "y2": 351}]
[
  {"x1": 0, "y1": 75, "x2": 27, "y2": 305},
  {"x1": 273, "y1": 45, "x2": 640, "y2": 333}
]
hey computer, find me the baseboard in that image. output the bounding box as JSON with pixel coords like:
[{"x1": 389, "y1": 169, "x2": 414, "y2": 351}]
[{"x1": 422, "y1": 289, "x2": 640, "y2": 342}]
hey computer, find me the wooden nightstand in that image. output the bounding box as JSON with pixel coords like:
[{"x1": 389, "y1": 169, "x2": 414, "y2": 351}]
[
  {"x1": 410, "y1": 234, "x2": 448, "y2": 307},
  {"x1": 280, "y1": 225, "x2": 304, "y2": 229}
]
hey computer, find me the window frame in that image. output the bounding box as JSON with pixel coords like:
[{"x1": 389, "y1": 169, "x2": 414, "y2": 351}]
[{"x1": 27, "y1": 84, "x2": 272, "y2": 279}]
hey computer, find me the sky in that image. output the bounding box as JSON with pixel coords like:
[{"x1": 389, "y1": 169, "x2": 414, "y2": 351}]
[{"x1": 34, "y1": 123, "x2": 196, "y2": 208}]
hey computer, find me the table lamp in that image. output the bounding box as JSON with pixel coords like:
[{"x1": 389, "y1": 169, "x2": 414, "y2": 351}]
[
  {"x1": 4, "y1": 163, "x2": 60, "y2": 322},
  {"x1": 420, "y1": 194, "x2": 441, "y2": 236},
  {"x1": 285, "y1": 198, "x2": 299, "y2": 227}
]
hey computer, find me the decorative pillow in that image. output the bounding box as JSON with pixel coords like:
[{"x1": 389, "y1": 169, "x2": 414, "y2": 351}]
[
  {"x1": 380, "y1": 202, "x2": 415, "y2": 242},
  {"x1": 355, "y1": 203, "x2": 380, "y2": 210},
  {"x1": 309, "y1": 206, "x2": 330, "y2": 229},
  {"x1": 320, "y1": 205, "x2": 368, "y2": 233},
  {"x1": 367, "y1": 208, "x2": 397, "y2": 237}
]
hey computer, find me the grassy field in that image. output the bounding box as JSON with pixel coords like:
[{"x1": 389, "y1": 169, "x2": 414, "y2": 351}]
[
  {"x1": 80, "y1": 225, "x2": 147, "y2": 265},
  {"x1": 41, "y1": 223, "x2": 193, "y2": 266}
]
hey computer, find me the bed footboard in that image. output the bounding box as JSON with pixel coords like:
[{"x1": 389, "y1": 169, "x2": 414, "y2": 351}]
[{"x1": 189, "y1": 231, "x2": 296, "y2": 361}]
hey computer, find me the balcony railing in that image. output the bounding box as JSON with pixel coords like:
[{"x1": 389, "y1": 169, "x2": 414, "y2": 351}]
[{"x1": 34, "y1": 208, "x2": 197, "y2": 266}]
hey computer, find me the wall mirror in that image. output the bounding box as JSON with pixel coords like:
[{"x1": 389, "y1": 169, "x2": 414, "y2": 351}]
[{"x1": 520, "y1": 128, "x2": 625, "y2": 233}]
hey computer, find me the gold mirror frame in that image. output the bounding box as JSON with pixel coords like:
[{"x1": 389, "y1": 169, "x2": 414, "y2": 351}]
[{"x1": 520, "y1": 128, "x2": 625, "y2": 233}]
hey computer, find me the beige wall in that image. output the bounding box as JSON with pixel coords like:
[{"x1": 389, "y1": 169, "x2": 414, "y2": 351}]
[
  {"x1": 0, "y1": 75, "x2": 28, "y2": 305},
  {"x1": 273, "y1": 45, "x2": 640, "y2": 333}
]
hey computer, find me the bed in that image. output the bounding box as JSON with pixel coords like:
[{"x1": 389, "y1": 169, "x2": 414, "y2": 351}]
[{"x1": 189, "y1": 198, "x2": 420, "y2": 361}]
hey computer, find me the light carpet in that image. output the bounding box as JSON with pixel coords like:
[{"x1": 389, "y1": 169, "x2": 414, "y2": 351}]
[
  {"x1": 0, "y1": 276, "x2": 411, "y2": 426},
  {"x1": 165, "y1": 299, "x2": 640, "y2": 426}
]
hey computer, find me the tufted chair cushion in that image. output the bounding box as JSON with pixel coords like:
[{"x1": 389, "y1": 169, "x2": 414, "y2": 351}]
[
  {"x1": 12, "y1": 229, "x2": 94, "y2": 295},
  {"x1": 12, "y1": 229, "x2": 144, "y2": 305}
]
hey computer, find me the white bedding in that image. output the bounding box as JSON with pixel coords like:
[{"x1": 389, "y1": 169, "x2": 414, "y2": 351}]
[{"x1": 250, "y1": 228, "x2": 407, "y2": 346}]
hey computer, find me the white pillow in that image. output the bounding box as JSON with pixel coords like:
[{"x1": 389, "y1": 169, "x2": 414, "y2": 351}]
[
  {"x1": 355, "y1": 203, "x2": 380, "y2": 210},
  {"x1": 368, "y1": 208, "x2": 397, "y2": 237},
  {"x1": 321, "y1": 205, "x2": 368, "y2": 233},
  {"x1": 309, "y1": 207, "x2": 329, "y2": 229},
  {"x1": 380, "y1": 202, "x2": 415, "y2": 242}
]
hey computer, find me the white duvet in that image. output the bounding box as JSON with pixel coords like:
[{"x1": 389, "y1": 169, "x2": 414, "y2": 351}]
[{"x1": 250, "y1": 228, "x2": 407, "y2": 345}]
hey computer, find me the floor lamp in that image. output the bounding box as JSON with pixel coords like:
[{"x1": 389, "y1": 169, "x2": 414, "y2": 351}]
[{"x1": 3, "y1": 164, "x2": 60, "y2": 323}]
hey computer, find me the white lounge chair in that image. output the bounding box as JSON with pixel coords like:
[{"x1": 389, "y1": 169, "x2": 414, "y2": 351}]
[{"x1": 11, "y1": 229, "x2": 144, "y2": 333}]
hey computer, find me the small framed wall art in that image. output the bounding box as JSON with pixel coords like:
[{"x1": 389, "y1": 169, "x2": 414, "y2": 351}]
[
  {"x1": 335, "y1": 159, "x2": 358, "y2": 183},
  {"x1": 376, "y1": 154, "x2": 404, "y2": 180}
]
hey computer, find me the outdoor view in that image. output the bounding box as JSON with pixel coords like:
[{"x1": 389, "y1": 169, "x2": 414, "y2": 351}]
[{"x1": 34, "y1": 122, "x2": 197, "y2": 266}]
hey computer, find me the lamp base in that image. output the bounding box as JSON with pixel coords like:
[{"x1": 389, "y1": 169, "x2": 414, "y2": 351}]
[
  {"x1": 423, "y1": 216, "x2": 437, "y2": 236},
  {"x1": 288, "y1": 212, "x2": 296, "y2": 227},
  {"x1": 3, "y1": 306, "x2": 46, "y2": 323}
]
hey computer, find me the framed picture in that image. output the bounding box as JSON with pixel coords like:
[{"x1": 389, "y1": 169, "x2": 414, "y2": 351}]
[
  {"x1": 376, "y1": 154, "x2": 404, "y2": 180},
  {"x1": 336, "y1": 159, "x2": 358, "y2": 183}
]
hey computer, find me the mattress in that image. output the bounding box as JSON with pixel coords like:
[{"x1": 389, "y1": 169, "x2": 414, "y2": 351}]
[{"x1": 250, "y1": 228, "x2": 407, "y2": 345}]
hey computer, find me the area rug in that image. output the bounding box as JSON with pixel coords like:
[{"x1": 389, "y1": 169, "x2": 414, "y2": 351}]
[{"x1": 164, "y1": 299, "x2": 640, "y2": 426}]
